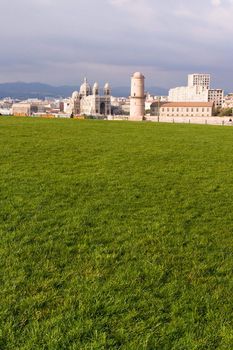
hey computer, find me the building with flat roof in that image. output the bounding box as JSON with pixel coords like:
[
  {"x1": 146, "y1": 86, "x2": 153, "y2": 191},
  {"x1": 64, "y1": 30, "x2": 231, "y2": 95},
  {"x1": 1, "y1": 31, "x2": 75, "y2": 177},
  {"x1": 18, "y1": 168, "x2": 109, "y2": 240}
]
[
  {"x1": 188, "y1": 73, "x2": 210, "y2": 89},
  {"x1": 168, "y1": 85, "x2": 208, "y2": 102},
  {"x1": 169, "y1": 74, "x2": 223, "y2": 108},
  {"x1": 208, "y1": 89, "x2": 224, "y2": 108},
  {"x1": 12, "y1": 103, "x2": 31, "y2": 116}
]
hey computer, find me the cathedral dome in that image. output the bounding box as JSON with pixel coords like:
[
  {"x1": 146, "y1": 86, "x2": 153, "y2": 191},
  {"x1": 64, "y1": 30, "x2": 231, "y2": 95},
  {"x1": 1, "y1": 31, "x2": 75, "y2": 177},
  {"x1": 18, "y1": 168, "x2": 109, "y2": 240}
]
[
  {"x1": 72, "y1": 91, "x2": 79, "y2": 99},
  {"x1": 104, "y1": 82, "x2": 110, "y2": 89},
  {"x1": 80, "y1": 78, "x2": 91, "y2": 96}
]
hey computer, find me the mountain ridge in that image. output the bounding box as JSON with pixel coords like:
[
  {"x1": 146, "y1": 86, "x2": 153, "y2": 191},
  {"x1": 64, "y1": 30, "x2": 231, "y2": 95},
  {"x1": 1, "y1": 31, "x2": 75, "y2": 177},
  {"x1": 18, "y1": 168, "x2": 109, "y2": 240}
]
[{"x1": 0, "y1": 82, "x2": 168, "y2": 99}]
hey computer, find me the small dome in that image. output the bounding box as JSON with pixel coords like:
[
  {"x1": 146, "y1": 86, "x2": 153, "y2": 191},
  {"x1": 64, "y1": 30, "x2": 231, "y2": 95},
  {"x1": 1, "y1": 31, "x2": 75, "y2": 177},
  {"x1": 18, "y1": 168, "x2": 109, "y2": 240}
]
[
  {"x1": 72, "y1": 91, "x2": 79, "y2": 99},
  {"x1": 133, "y1": 72, "x2": 144, "y2": 78},
  {"x1": 104, "y1": 82, "x2": 111, "y2": 96},
  {"x1": 93, "y1": 82, "x2": 99, "y2": 95}
]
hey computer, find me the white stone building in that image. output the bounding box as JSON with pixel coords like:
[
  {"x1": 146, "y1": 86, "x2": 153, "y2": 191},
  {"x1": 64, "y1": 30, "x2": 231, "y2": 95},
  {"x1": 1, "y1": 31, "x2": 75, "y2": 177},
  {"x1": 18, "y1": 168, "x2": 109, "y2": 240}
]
[
  {"x1": 160, "y1": 102, "x2": 214, "y2": 118},
  {"x1": 168, "y1": 85, "x2": 208, "y2": 102},
  {"x1": 188, "y1": 73, "x2": 210, "y2": 89},
  {"x1": 69, "y1": 78, "x2": 111, "y2": 117},
  {"x1": 223, "y1": 93, "x2": 233, "y2": 108},
  {"x1": 12, "y1": 103, "x2": 31, "y2": 116},
  {"x1": 63, "y1": 99, "x2": 73, "y2": 115},
  {"x1": 169, "y1": 74, "x2": 223, "y2": 108}
]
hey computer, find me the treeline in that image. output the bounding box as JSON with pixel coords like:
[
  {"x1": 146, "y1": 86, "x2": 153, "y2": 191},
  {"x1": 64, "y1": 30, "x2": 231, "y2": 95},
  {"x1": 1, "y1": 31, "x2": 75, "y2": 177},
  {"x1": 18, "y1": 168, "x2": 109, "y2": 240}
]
[{"x1": 213, "y1": 107, "x2": 233, "y2": 116}]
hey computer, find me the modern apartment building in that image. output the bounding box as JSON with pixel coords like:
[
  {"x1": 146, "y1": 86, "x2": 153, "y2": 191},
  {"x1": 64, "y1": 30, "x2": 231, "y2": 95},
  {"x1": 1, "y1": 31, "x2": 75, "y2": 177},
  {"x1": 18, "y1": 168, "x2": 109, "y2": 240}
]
[
  {"x1": 168, "y1": 85, "x2": 208, "y2": 102},
  {"x1": 208, "y1": 89, "x2": 224, "y2": 108},
  {"x1": 169, "y1": 74, "x2": 223, "y2": 108},
  {"x1": 188, "y1": 73, "x2": 211, "y2": 89}
]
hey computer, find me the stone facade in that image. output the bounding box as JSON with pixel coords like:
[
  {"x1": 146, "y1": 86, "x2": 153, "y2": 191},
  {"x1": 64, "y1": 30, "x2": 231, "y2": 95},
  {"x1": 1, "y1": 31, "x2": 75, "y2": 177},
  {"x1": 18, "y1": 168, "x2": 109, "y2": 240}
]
[
  {"x1": 12, "y1": 103, "x2": 31, "y2": 116},
  {"x1": 168, "y1": 85, "x2": 208, "y2": 102},
  {"x1": 160, "y1": 102, "x2": 214, "y2": 118},
  {"x1": 208, "y1": 89, "x2": 224, "y2": 108},
  {"x1": 69, "y1": 78, "x2": 111, "y2": 117},
  {"x1": 188, "y1": 73, "x2": 211, "y2": 89},
  {"x1": 169, "y1": 74, "x2": 223, "y2": 108}
]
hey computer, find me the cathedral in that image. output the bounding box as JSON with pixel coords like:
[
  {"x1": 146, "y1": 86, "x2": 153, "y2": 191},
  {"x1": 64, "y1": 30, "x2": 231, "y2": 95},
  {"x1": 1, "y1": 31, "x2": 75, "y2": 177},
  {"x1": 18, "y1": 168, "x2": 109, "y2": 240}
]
[{"x1": 68, "y1": 78, "x2": 111, "y2": 117}]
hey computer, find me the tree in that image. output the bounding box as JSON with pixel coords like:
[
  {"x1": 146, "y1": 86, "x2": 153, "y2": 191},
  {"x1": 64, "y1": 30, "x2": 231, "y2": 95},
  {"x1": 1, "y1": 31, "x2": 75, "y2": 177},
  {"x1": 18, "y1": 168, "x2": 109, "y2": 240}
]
[{"x1": 219, "y1": 108, "x2": 233, "y2": 117}]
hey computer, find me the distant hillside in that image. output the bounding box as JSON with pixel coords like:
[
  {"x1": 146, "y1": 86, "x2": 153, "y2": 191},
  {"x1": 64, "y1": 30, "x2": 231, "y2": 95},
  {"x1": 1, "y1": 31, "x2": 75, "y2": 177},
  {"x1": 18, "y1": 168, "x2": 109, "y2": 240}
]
[
  {"x1": 111, "y1": 86, "x2": 168, "y2": 97},
  {"x1": 0, "y1": 82, "x2": 77, "y2": 99},
  {"x1": 0, "y1": 82, "x2": 168, "y2": 99},
  {"x1": 146, "y1": 86, "x2": 168, "y2": 96}
]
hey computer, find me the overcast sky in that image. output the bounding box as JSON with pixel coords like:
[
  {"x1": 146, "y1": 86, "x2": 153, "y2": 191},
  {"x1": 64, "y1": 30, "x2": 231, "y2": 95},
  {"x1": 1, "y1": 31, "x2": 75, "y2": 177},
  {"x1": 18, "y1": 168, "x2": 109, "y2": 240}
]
[{"x1": 1, "y1": 0, "x2": 233, "y2": 89}]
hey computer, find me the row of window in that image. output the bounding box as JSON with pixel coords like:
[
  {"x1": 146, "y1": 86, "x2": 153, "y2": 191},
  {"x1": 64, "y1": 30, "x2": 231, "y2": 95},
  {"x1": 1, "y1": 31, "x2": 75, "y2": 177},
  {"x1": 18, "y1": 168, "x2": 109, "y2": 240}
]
[
  {"x1": 168, "y1": 114, "x2": 208, "y2": 117},
  {"x1": 161, "y1": 107, "x2": 211, "y2": 112}
]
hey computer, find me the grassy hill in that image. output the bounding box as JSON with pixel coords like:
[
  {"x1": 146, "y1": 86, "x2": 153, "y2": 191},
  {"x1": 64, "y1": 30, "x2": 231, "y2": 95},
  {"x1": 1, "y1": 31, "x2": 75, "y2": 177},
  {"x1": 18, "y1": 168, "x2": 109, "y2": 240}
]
[{"x1": 0, "y1": 117, "x2": 232, "y2": 349}]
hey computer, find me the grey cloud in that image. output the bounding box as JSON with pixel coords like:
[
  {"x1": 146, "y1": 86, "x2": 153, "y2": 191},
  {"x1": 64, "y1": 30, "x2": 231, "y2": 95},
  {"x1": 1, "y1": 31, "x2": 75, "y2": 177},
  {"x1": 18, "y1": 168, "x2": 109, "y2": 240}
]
[{"x1": 0, "y1": 0, "x2": 233, "y2": 89}]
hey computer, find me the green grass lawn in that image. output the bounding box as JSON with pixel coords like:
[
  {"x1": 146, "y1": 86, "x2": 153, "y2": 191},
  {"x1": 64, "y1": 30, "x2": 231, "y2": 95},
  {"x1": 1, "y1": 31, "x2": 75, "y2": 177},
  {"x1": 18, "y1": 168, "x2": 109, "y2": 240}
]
[{"x1": 0, "y1": 117, "x2": 233, "y2": 350}]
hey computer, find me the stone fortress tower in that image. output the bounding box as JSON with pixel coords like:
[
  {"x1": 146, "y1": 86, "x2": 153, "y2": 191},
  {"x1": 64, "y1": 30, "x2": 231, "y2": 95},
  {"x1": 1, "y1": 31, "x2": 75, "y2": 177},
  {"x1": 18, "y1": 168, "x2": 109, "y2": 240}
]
[{"x1": 129, "y1": 72, "x2": 145, "y2": 121}]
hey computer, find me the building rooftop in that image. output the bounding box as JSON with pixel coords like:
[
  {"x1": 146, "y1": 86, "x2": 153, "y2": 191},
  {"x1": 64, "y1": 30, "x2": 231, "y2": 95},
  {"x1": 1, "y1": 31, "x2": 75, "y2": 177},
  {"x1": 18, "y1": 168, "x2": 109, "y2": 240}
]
[
  {"x1": 132, "y1": 72, "x2": 144, "y2": 79},
  {"x1": 162, "y1": 102, "x2": 214, "y2": 107}
]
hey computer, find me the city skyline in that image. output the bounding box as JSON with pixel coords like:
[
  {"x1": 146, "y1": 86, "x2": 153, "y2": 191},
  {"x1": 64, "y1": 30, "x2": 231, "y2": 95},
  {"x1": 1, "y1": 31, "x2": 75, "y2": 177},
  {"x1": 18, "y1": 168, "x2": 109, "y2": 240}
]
[{"x1": 1, "y1": 0, "x2": 233, "y2": 89}]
